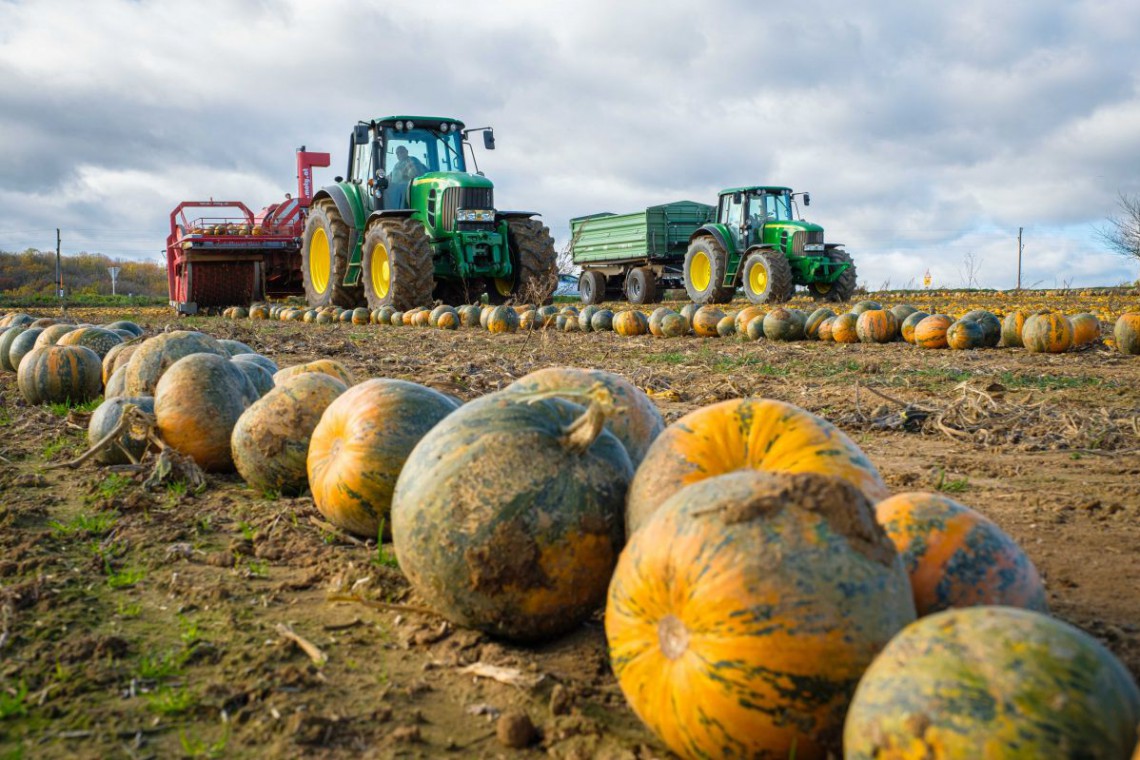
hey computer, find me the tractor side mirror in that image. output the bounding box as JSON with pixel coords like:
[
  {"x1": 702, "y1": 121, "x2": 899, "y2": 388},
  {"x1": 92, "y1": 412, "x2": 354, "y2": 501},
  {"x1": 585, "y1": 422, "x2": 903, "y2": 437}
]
[
  {"x1": 483, "y1": 130, "x2": 496, "y2": 150},
  {"x1": 803, "y1": 193, "x2": 811, "y2": 206},
  {"x1": 353, "y1": 125, "x2": 369, "y2": 145}
]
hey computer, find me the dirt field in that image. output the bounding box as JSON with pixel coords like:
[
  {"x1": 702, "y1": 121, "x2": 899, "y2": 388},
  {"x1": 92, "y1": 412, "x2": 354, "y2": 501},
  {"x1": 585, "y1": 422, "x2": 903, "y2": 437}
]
[{"x1": 1, "y1": 298, "x2": 1138, "y2": 759}]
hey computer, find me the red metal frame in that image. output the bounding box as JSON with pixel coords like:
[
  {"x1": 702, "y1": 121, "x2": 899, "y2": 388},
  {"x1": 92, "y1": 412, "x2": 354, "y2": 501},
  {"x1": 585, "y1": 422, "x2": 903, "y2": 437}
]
[{"x1": 165, "y1": 149, "x2": 331, "y2": 312}]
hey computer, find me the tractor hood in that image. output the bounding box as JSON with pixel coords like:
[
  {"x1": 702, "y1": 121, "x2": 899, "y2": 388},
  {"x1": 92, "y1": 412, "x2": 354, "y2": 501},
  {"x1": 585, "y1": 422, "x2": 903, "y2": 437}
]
[{"x1": 410, "y1": 171, "x2": 494, "y2": 192}]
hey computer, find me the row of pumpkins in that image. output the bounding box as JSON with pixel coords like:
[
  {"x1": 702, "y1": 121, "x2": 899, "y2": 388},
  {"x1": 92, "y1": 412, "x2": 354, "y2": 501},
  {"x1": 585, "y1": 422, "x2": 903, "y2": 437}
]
[
  {"x1": 222, "y1": 299, "x2": 1140, "y2": 356},
  {"x1": 3, "y1": 311, "x2": 1139, "y2": 759}
]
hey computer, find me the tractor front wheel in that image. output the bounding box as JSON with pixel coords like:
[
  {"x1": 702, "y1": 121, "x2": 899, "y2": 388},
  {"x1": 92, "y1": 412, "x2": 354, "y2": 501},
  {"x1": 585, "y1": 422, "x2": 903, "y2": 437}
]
[
  {"x1": 683, "y1": 236, "x2": 734, "y2": 304},
  {"x1": 742, "y1": 250, "x2": 794, "y2": 305},
  {"x1": 487, "y1": 219, "x2": 557, "y2": 305},
  {"x1": 301, "y1": 200, "x2": 363, "y2": 308},
  {"x1": 808, "y1": 248, "x2": 857, "y2": 302},
  {"x1": 361, "y1": 218, "x2": 435, "y2": 311}
]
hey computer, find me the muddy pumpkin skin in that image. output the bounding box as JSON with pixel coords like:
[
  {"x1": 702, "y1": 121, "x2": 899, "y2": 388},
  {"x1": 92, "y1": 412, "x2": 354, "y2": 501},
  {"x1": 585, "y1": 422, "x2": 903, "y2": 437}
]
[
  {"x1": 844, "y1": 606, "x2": 1140, "y2": 760},
  {"x1": 17, "y1": 345, "x2": 103, "y2": 405},
  {"x1": 504, "y1": 367, "x2": 664, "y2": 468},
  {"x1": 607, "y1": 470, "x2": 916, "y2": 760},
  {"x1": 1115, "y1": 313, "x2": 1140, "y2": 355},
  {"x1": 875, "y1": 491, "x2": 1047, "y2": 617},
  {"x1": 273, "y1": 359, "x2": 354, "y2": 387},
  {"x1": 391, "y1": 392, "x2": 633, "y2": 642},
  {"x1": 626, "y1": 398, "x2": 889, "y2": 534},
  {"x1": 691, "y1": 306, "x2": 725, "y2": 337},
  {"x1": 154, "y1": 352, "x2": 260, "y2": 472},
  {"x1": 123, "y1": 331, "x2": 228, "y2": 397},
  {"x1": 308, "y1": 379, "x2": 460, "y2": 538},
  {"x1": 232, "y1": 373, "x2": 347, "y2": 496},
  {"x1": 57, "y1": 326, "x2": 124, "y2": 358}
]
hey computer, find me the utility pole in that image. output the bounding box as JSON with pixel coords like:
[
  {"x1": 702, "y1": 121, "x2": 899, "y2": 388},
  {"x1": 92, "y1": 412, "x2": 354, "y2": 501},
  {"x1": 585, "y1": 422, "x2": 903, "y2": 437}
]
[
  {"x1": 56, "y1": 228, "x2": 64, "y2": 311},
  {"x1": 1017, "y1": 227, "x2": 1023, "y2": 291}
]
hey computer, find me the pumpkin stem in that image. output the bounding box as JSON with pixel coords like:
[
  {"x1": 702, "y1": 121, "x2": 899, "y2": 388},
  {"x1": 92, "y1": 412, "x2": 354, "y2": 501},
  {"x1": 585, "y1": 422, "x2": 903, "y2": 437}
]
[{"x1": 561, "y1": 398, "x2": 609, "y2": 453}]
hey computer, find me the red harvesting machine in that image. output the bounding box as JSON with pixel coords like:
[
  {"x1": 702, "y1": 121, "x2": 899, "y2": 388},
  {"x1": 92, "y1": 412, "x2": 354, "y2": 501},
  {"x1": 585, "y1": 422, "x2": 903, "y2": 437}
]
[{"x1": 165, "y1": 148, "x2": 330, "y2": 313}]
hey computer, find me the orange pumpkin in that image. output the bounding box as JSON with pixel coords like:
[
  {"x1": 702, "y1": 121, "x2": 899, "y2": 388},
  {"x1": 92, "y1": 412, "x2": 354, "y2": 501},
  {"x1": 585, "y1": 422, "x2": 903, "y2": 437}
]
[
  {"x1": 33, "y1": 323, "x2": 77, "y2": 349},
  {"x1": 874, "y1": 491, "x2": 1047, "y2": 617},
  {"x1": 805, "y1": 307, "x2": 836, "y2": 340},
  {"x1": 830, "y1": 313, "x2": 860, "y2": 343},
  {"x1": 154, "y1": 353, "x2": 260, "y2": 471},
  {"x1": 626, "y1": 397, "x2": 890, "y2": 534},
  {"x1": 648, "y1": 307, "x2": 674, "y2": 337},
  {"x1": 817, "y1": 315, "x2": 837, "y2": 342},
  {"x1": 1069, "y1": 313, "x2": 1101, "y2": 346},
  {"x1": 913, "y1": 314, "x2": 952, "y2": 349},
  {"x1": 1115, "y1": 313, "x2": 1140, "y2": 355},
  {"x1": 856, "y1": 309, "x2": 898, "y2": 344},
  {"x1": 1022, "y1": 313, "x2": 1073, "y2": 353},
  {"x1": 733, "y1": 306, "x2": 765, "y2": 333},
  {"x1": 900, "y1": 311, "x2": 929, "y2": 344},
  {"x1": 307, "y1": 379, "x2": 460, "y2": 537},
  {"x1": 231, "y1": 373, "x2": 348, "y2": 495},
  {"x1": 273, "y1": 359, "x2": 354, "y2": 387},
  {"x1": 1000, "y1": 310, "x2": 1029, "y2": 347},
  {"x1": 487, "y1": 304, "x2": 520, "y2": 333},
  {"x1": 613, "y1": 310, "x2": 649, "y2": 336},
  {"x1": 607, "y1": 470, "x2": 915, "y2": 759},
  {"x1": 691, "y1": 306, "x2": 725, "y2": 337}
]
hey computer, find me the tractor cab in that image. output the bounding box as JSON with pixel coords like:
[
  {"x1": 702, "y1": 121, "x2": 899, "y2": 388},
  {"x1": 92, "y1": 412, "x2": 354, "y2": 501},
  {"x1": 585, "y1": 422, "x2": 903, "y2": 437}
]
[
  {"x1": 345, "y1": 117, "x2": 474, "y2": 210},
  {"x1": 717, "y1": 186, "x2": 816, "y2": 253}
]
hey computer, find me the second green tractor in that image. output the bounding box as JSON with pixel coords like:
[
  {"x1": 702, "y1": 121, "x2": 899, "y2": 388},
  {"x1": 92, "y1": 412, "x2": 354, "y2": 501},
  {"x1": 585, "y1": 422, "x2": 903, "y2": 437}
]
[{"x1": 301, "y1": 115, "x2": 557, "y2": 311}]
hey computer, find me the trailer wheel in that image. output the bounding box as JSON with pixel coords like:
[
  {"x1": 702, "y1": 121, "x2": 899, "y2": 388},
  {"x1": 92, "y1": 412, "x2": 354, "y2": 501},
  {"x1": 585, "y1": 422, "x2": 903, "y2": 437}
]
[
  {"x1": 302, "y1": 200, "x2": 363, "y2": 308},
  {"x1": 488, "y1": 219, "x2": 557, "y2": 305},
  {"x1": 683, "y1": 236, "x2": 734, "y2": 304},
  {"x1": 579, "y1": 270, "x2": 606, "y2": 305},
  {"x1": 624, "y1": 267, "x2": 658, "y2": 305},
  {"x1": 808, "y1": 248, "x2": 857, "y2": 302},
  {"x1": 361, "y1": 218, "x2": 435, "y2": 311},
  {"x1": 742, "y1": 250, "x2": 794, "y2": 304}
]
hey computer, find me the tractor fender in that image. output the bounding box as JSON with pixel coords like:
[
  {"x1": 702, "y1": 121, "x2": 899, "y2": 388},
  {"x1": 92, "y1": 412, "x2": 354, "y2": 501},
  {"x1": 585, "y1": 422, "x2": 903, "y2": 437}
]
[
  {"x1": 313, "y1": 185, "x2": 365, "y2": 254},
  {"x1": 689, "y1": 224, "x2": 732, "y2": 255}
]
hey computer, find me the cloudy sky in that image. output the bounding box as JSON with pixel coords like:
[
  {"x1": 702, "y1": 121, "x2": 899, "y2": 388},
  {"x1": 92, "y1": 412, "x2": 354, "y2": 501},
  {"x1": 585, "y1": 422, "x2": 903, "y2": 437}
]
[{"x1": 2, "y1": 0, "x2": 1139, "y2": 290}]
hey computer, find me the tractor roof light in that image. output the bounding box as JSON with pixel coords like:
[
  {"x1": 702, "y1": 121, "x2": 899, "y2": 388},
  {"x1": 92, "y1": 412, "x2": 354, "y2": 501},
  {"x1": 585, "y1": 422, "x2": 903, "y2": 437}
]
[
  {"x1": 395, "y1": 121, "x2": 404, "y2": 130},
  {"x1": 406, "y1": 120, "x2": 415, "y2": 130},
  {"x1": 440, "y1": 122, "x2": 449, "y2": 131}
]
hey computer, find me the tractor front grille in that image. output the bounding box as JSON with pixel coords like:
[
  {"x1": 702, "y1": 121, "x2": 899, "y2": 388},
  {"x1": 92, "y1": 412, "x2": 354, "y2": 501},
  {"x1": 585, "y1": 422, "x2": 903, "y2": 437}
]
[
  {"x1": 441, "y1": 187, "x2": 495, "y2": 231},
  {"x1": 790, "y1": 230, "x2": 824, "y2": 256}
]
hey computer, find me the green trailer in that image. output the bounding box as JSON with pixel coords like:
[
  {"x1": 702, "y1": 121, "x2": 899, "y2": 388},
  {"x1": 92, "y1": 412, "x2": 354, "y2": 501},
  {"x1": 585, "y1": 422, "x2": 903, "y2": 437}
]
[{"x1": 570, "y1": 201, "x2": 715, "y2": 304}]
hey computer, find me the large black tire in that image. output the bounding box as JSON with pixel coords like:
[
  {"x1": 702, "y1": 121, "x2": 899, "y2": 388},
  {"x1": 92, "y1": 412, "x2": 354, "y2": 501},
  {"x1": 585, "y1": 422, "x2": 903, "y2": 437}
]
[
  {"x1": 360, "y1": 218, "x2": 435, "y2": 311},
  {"x1": 741, "y1": 250, "x2": 794, "y2": 304},
  {"x1": 683, "y1": 236, "x2": 734, "y2": 304},
  {"x1": 487, "y1": 219, "x2": 558, "y2": 305},
  {"x1": 301, "y1": 200, "x2": 363, "y2": 308},
  {"x1": 808, "y1": 248, "x2": 857, "y2": 302},
  {"x1": 579, "y1": 270, "x2": 606, "y2": 305},
  {"x1": 624, "y1": 267, "x2": 658, "y2": 305}
]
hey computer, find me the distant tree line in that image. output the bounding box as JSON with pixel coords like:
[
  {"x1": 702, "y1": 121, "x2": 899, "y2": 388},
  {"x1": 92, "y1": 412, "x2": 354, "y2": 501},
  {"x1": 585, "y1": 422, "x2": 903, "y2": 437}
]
[{"x1": 0, "y1": 249, "x2": 167, "y2": 298}]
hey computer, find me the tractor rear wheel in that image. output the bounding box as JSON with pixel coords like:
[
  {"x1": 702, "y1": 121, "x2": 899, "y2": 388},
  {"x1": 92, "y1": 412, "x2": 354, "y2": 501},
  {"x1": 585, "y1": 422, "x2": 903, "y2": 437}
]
[
  {"x1": 361, "y1": 218, "x2": 435, "y2": 311},
  {"x1": 301, "y1": 200, "x2": 363, "y2": 308},
  {"x1": 808, "y1": 248, "x2": 857, "y2": 302},
  {"x1": 487, "y1": 219, "x2": 557, "y2": 305},
  {"x1": 579, "y1": 270, "x2": 606, "y2": 305},
  {"x1": 742, "y1": 250, "x2": 794, "y2": 304},
  {"x1": 683, "y1": 236, "x2": 734, "y2": 304},
  {"x1": 624, "y1": 267, "x2": 658, "y2": 305}
]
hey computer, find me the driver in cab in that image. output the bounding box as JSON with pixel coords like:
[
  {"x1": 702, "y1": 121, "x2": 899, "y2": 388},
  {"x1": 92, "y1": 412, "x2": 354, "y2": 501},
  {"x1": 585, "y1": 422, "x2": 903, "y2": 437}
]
[{"x1": 391, "y1": 146, "x2": 428, "y2": 183}]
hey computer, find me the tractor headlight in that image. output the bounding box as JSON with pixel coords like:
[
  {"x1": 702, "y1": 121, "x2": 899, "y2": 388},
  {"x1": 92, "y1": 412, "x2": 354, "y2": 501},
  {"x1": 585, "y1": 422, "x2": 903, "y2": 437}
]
[{"x1": 457, "y1": 209, "x2": 495, "y2": 223}]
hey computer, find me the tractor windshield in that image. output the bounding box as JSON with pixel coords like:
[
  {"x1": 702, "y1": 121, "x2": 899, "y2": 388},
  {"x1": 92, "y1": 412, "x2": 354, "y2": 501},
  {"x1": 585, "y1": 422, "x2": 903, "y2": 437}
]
[
  {"x1": 751, "y1": 191, "x2": 793, "y2": 222},
  {"x1": 382, "y1": 127, "x2": 465, "y2": 179}
]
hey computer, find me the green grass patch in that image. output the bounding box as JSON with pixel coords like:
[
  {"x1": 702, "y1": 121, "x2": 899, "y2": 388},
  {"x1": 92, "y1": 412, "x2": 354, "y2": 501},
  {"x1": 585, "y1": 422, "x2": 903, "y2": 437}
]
[
  {"x1": 49, "y1": 510, "x2": 119, "y2": 538},
  {"x1": 47, "y1": 397, "x2": 103, "y2": 416},
  {"x1": 146, "y1": 684, "x2": 198, "y2": 715},
  {"x1": 106, "y1": 565, "x2": 146, "y2": 589},
  {"x1": 933, "y1": 467, "x2": 970, "y2": 493},
  {"x1": 135, "y1": 650, "x2": 187, "y2": 681},
  {"x1": 86, "y1": 473, "x2": 133, "y2": 504},
  {"x1": 711, "y1": 355, "x2": 790, "y2": 375},
  {"x1": 0, "y1": 681, "x2": 29, "y2": 719},
  {"x1": 645, "y1": 351, "x2": 688, "y2": 365}
]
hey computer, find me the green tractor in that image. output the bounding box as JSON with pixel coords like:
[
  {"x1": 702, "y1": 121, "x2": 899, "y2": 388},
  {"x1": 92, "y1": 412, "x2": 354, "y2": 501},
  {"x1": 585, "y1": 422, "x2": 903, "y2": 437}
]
[
  {"x1": 683, "y1": 186, "x2": 856, "y2": 304},
  {"x1": 301, "y1": 115, "x2": 557, "y2": 310}
]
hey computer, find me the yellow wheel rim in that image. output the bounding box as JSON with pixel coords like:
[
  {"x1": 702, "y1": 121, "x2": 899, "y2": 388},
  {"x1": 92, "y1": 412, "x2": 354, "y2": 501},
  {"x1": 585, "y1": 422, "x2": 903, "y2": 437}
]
[
  {"x1": 690, "y1": 251, "x2": 711, "y2": 292},
  {"x1": 494, "y1": 277, "x2": 514, "y2": 297},
  {"x1": 815, "y1": 282, "x2": 832, "y2": 294},
  {"x1": 309, "y1": 228, "x2": 330, "y2": 294},
  {"x1": 749, "y1": 261, "x2": 768, "y2": 295},
  {"x1": 370, "y1": 242, "x2": 391, "y2": 299}
]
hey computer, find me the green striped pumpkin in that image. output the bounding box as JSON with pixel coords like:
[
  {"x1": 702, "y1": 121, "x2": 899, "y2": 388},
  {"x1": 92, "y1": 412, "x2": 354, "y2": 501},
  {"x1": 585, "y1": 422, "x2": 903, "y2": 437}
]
[{"x1": 17, "y1": 345, "x2": 103, "y2": 405}]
